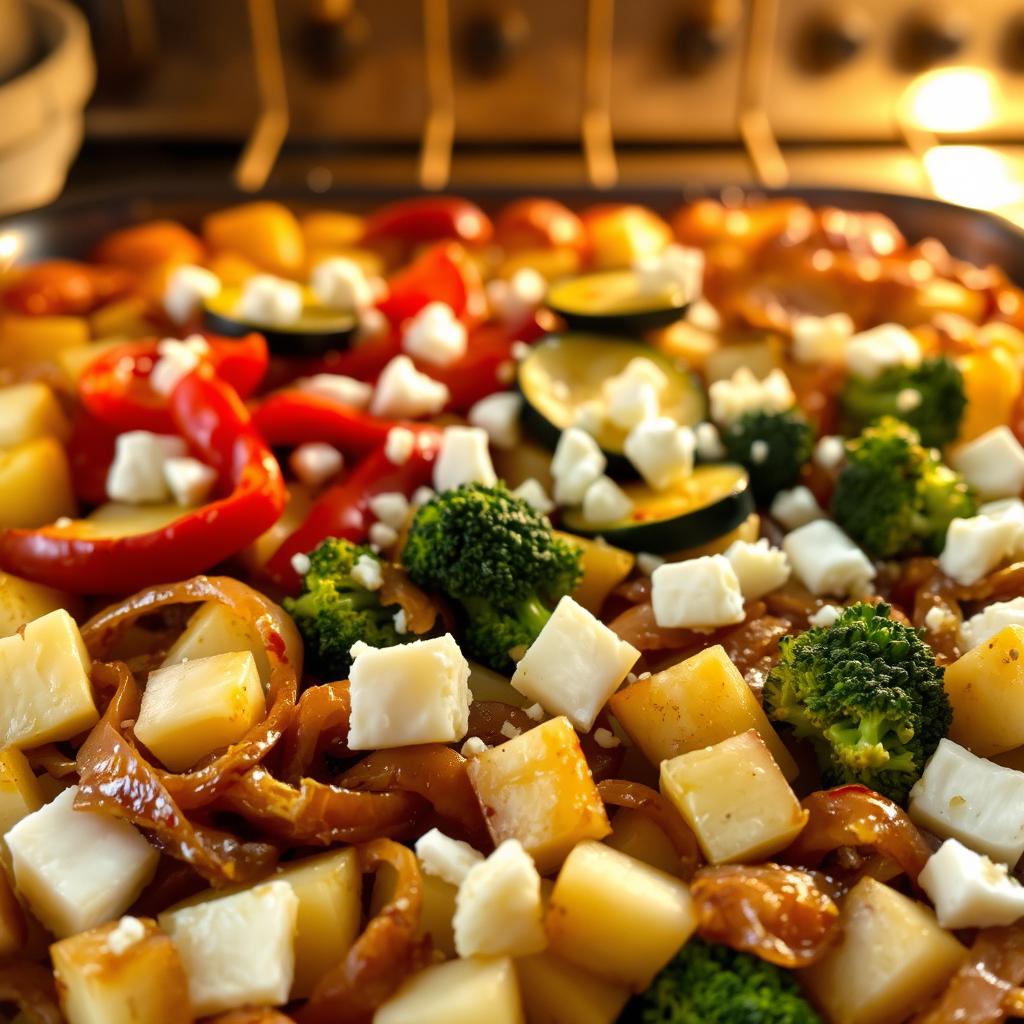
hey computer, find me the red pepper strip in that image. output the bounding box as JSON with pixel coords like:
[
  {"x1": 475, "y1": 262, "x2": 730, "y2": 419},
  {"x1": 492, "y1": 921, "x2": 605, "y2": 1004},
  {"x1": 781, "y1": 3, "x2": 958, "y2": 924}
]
[
  {"x1": 361, "y1": 195, "x2": 493, "y2": 247},
  {"x1": 0, "y1": 364, "x2": 286, "y2": 593},
  {"x1": 377, "y1": 241, "x2": 485, "y2": 326},
  {"x1": 277, "y1": 328, "x2": 403, "y2": 387},
  {"x1": 266, "y1": 430, "x2": 441, "y2": 593},
  {"x1": 79, "y1": 332, "x2": 269, "y2": 433},
  {"x1": 1, "y1": 260, "x2": 136, "y2": 316},
  {"x1": 66, "y1": 408, "x2": 120, "y2": 505}
]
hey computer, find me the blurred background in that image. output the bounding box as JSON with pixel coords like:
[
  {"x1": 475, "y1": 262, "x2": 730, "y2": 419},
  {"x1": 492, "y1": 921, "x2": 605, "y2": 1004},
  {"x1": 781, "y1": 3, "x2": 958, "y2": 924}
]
[{"x1": 2, "y1": 0, "x2": 1024, "y2": 222}]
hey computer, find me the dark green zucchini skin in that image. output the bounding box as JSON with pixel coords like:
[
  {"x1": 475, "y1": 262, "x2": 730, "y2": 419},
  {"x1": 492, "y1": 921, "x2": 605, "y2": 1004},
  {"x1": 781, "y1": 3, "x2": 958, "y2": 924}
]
[
  {"x1": 552, "y1": 303, "x2": 691, "y2": 335},
  {"x1": 203, "y1": 308, "x2": 357, "y2": 357}
]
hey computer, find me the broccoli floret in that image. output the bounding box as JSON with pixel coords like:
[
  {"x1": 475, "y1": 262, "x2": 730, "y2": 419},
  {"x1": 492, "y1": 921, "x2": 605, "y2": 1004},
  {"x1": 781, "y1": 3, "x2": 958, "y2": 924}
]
[
  {"x1": 401, "y1": 483, "x2": 581, "y2": 672},
  {"x1": 630, "y1": 939, "x2": 821, "y2": 1024},
  {"x1": 840, "y1": 356, "x2": 966, "y2": 448},
  {"x1": 831, "y1": 417, "x2": 976, "y2": 559},
  {"x1": 720, "y1": 409, "x2": 814, "y2": 505},
  {"x1": 763, "y1": 602, "x2": 951, "y2": 804},
  {"x1": 284, "y1": 538, "x2": 405, "y2": 677}
]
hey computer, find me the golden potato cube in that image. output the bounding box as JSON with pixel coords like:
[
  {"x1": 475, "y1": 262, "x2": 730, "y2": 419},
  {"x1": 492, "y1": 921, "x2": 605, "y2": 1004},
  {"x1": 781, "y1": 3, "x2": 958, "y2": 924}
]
[
  {"x1": 605, "y1": 807, "x2": 682, "y2": 877},
  {"x1": 0, "y1": 383, "x2": 69, "y2": 449},
  {"x1": 0, "y1": 866, "x2": 25, "y2": 956},
  {"x1": 467, "y1": 716, "x2": 611, "y2": 875},
  {"x1": 371, "y1": 859, "x2": 458, "y2": 958},
  {"x1": 0, "y1": 747, "x2": 43, "y2": 838},
  {"x1": 88, "y1": 296, "x2": 151, "y2": 339},
  {"x1": 943, "y1": 624, "x2": 1024, "y2": 756},
  {"x1": 516, "y1": 951, "x2": 630, "y2": 1024},
  {"x1": 801, "y1": 877, "x2": 966, "y2": 1024},
  {"x1": 57, "y1": 339, "x2": 131, "y2": 385},
  {"x1": 545, "y1": 840, "x2": 697, "y2": 991},
  {"x1": 660, "y1": 730, "x2": 807, "y2": 864},
  {"x1": 0, "y1": 572, "x2": 80, "y2": 639},
  {"x1": 1, "y1": 314, "x2": 90, "y2": 364},
  {"x1": 375, "y1": 956, "x2": 524, "y2": 1024},
  {"x1": 0, "y1": 438, "x2": 75, "y2": 529},
  {"x1": 135, "y1": 651, "x2": 266, "y2": 773},
  {"x1": 239, "y1": 484, "x2": 314, "y2": 573},
  {"x1": 0, "y1": 608, "x2": 97, "y2": 750},
  {"x1": 162, "y1": 601, "x2": 272, "y2": 690},
  {"x1": 272, "y1": 849, "x2": 361, "y2": 999},
  {"x1": 50, "y1": 916, "x2": 191, "y2": 1024},
  {"x1": 610, "y1": 645, "x2": 797, "y2": 780},
  {"x1": 556, "y1": 532, "x2": 635, "y2": 616}
]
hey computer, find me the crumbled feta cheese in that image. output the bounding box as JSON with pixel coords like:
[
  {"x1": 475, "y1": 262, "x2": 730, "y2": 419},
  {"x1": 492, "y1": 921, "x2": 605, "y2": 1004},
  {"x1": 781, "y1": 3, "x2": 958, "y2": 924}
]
[
  {"x1": 783, "y1": 519, "x2": 875, "y2": 597},
  {"x1": 468, "y1": 391, "x2": 522, "y2": 450},
  {"x1": 897, "y1": 387, "x2": 922, "y2": 412},
  {"x1": 411, "y1": 485, "x2": 436, "y2": 508},
  {"x1": 236, "y1": 274, "x2": 303, "y2": 327},
  {"x1": 511, "y1": 340, "x2": 532, "y2": 361},
  {"x1": 347, "y1": 634, "x2": 471, "y2": 750},
  {"x1": 461, "y1": 736, "x2": 489, "y2": 757},
  {"x1": 487, "y1": 268, "x2": 546, "y2": 324},
  {"x1": 372, "y1": 356, "x2": 450, "y2": 418},
  {"x1": 961, "y1": 597, "x2": 1024, "y2": 652},
  {"x1": 393, "y1": 608, "x2": 408, "y2": 634},
  {"x1": 384, "y1": 426, "x2": 416, "y2": 465},
  {"x1": 979, "y1": 498, "x2": 1024, "y2": 560},
  {"x1": 500, "y1": 721, "x2": 521, "y2": 740},
  {"x1": 402, "y1": 302, "x2": 468, "y2": 367},
  {"x1": 749, "y1": 439, "x2": 769, "y2": 464},
  {"x1": 791, "y1": 312, "x2": 854, "y2": 366},
  {"x1": 845, "y1": 323, "x2": 922, "y2": 380},
  {"x1": 770, "y1": 485, "x2": 825, "y2": 530},
  {"x1": 939, "y1": 513, "x2": 1021, "y2": 586},
  {"x1": 107, "y1": 431, "x2": 188, "y2": 504},
  {"x1": 369, "y1": 491, "x2": 411, "y2": 530},
  {"x1": 814, "y1": 435, "x2": 846, "y2": 471},
  {"x1": 164, "y1": 264, "x2": 221, "y2": 324},
  {"x1": 496, "y1": 360, "x2": 516, "y2": 383},
  {"x1": 511, "y1": 596, "x2": 639, "y2": 732},
  {"x1": 551, "y1": 428, "x2": 607, "y2": 505},
  {"x1": 415, "y1": 828, "x2": 484, "y2": 887},
  {"x1": 624, "y1": 418, "x2": 695, "y2": 491},
  {"x1": 511, "y1": 478, "x2": 554, "y2": 515},
  {"x1": 433, "y1": 426, "x2": 497, "y2": 493},
  {"x1": 593, "y1": 727, "x2": 621, "y2": 749},
  {"x1": 601, "y1": 358, "x2": 669, "y2": 432},
  {"x1": 924, "y1": 604, "x2": 957, "y2": 634},
  {"x1": 288, "y1": 442, "x2": 343, "y2": 487},
  {"x1": 149, "y1": 335, "x2": 210, "y2": 396},
  {"x1": 724, "y1": 538, "x2": 790, "y2": 600},
  {"x1": 694, "y1": 421, "x2": 726, "y2": 461},
  {"x1": 637, "y1": 552, "x2": 665, "y2": 576},
  {"x1": 808, "y1": 604, "x2": 841, "y2": 629},
  {"x1": 356, "y1": 306, "x2": 388, "y2": 341},
  {"x1": 291, "y1": 553, "x2": 311, "y2": 577},
  {"x1": 310, "y1": 256, "x2": 375, "y2": 311},
  {"x1": 352, "y1": 553, "x2": 384, "y2": 591},
  {"x1": 164, "y1": 456, "x2": 217, "y2": 507},
  {"x1": 572, "y1": 399, "x2": 604, "y2": 437},
  {"x1": 524, "y1": 703, "x2": 545, "y2": 722},
  {"x1": 369, "y1": 522, "x2": 398, "y2": 550},
  {"x1": 297, "y1": 373, "x2": 373, "y2": 409},
  {"x1": 920, "y1": 839, "x2": 1024, "y2": 929},
  {"x1": 709, "y1": 367, "x2": 795, "y2": 426},
  {"x1": 105, "y1": 915, "x2": 147, "y2": 955},
  {"x1": 582, "y1": 476, "x2": 634, "y2": 524},
  {"x1": 634, "y1": 244, "x2": 704, "y2": 302},
  {"x1": 686, "y1": 297, "x2": 721, "y2": 333},
  {"x1": 651, "y1": 555, "x2": 745, "y2": 629},
  {"x1": 950, "y1": 426, "x2": 1024, "y2": 500},
  {"x1": 453, "y1": 840, "x2": 546, "y2": 958}
]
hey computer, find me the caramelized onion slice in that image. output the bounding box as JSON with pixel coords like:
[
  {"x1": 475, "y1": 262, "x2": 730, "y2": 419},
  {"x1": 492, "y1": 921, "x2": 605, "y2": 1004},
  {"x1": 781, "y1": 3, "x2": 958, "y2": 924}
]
[
  {"x1": 0, "y1": 962, "x2": 63, "y2": 1024},
  {"x1": 379, "y1": 563, "x2": 438, "y2": 635},
  {"x1": 279, "y1": 680, "x2": 352, "y2": 783}
]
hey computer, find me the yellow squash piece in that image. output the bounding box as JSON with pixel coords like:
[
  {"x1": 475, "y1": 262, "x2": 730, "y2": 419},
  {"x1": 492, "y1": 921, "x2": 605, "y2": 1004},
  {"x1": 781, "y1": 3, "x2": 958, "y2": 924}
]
[
  {"x1": 0, "y1": 314, "x2": 89, "y2": 364},
  {"x1": 558, "y1": 532, "x2": 635, "y2": 616},
  {"x1": 958, "y1": 346, "x2": 1023, "y2": 444},
  {"x1": 0, "y1": 382, "x2": 69, "y2": 449},
  {"x1": 202, "y1": 201, "x2": 305, "y2": 277},
  {"x1": 0, "y1": 437, "x2": 75, "y2": 529}
]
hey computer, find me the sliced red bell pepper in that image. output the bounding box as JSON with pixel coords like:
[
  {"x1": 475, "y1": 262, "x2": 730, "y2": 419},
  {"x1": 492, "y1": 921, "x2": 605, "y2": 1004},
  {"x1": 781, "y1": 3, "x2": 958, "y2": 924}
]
[
  {"x1": 377, "y1": 241, "x2": 485, "y2": 327},
  {"x1": 267, "y1": 328, "x2": 404, "y2": 391},
  {"x1": 266, "y1": 431, "x2": 442, "y2": 593},
  {"x1": 66, "y1": 410, "x2": 120, "y2": 506},
  {"x1": 494, "y1": 197, "x2": 589, "y2": 256},
  {"x1": 2, "y1": 260, "x2": 137, "y2": 316},
  {"x1": 361, "y1": 196, "x2": 493, "y2": 247},
  {"x1": 79, "y1": 332, "x2": 269, "y2": 433},
  {"x1": 0, "y1": 364, "x2": 286, "y2": 594}
]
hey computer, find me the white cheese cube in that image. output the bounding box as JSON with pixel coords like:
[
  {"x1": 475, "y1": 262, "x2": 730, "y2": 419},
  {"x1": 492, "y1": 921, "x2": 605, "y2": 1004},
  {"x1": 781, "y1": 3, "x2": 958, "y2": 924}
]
[
  {"x1": 582, "y1": 476, "x2": 634, "y2": 524},
  {"x1": 106, "y1": 431, "x2": 187, "y2": 504},
  {"x1": 159, "y1": 881, "x2": 298, "y2": 1016},
  {"x1": 352, "y1": 553, "x2": 384, "y2": 590},
  {"x1": 551, "y1": 428, "x2": 607, "y2": 505},
  {"x1": 511, "y1": 478, "x2": 554, "y2": 515},
  {"x1": 149, "y1": 335, "x2": 209, "y2": 396},
  {"x1": 296, "y1": 372, "x2": 373, "y2": 409},
  {"x1": 468, "y1": 391, "x2": 522, "y2": 450},
  {"x1": 623, "y1": 418, "x2": 695, "y2": 491},
  {"x1": 770, "y1": 485, "x2": 824, "y2": 530},
  {"x1": 724, "y1": 538, "x2": 790, "y2": 600},
  {"x1": 694, "y1": 421, "x2": 725, "y2": 460},
  {"x1": 791, "y1": 312, "x2": 854, "y2": 366},
  {"x1": 163, "y1": 456, "x2": 217, "y2": 507},
  {"x1": 708, "y1": 367, "x2": 794, "y2": 425},
  {"x1": 925, "y1": 604, "x2": 957, "y2": 634},
  {"x1": 487, "y1": 267, "x2": 546, "y2": 324},
  {"x1": 686, "y1": 297, "x2": 721, "y2": 332},
  {"x1": 910, "y1": 738, "x2": 1024, "y2": 865},
  {"x1": 601, "y1": 358, "x2": 669, "y2": 432},
  {"x1": 783, "y1": 519, "x2": 875, "y2": 597},
  {"x1": 368, "y1": 490, "x2": 411, "y2": 530},
  {"x1": 814, "y1": 435, "x2": 846, "y2": 471},
  {"x1": 163, "y1": 264, "x2": 220, "y2": 324},
  {"x1": 979, "y1": 498, "x2": 1024, "y2": 561},
  {"x1": 288, "y1": 442, "x2": 343, "y2": 487},
  {"x1": 433, "y1": 426, "x2": 497, "y2": 493},
  {"x1": 371, "y1": 356, "x2": 450, "y2": 418},
  {"x1": 369, "y1": 522, "x2": 398, "y2": 549},
  {"x1": 808, "y1": 604, "x2": 842, "y2": 628},
  {"x1": 415, "y1": 828, "x2": 484, "y2": 887},
  {"x1": 6, "y1": 786, "x2": 158, "y2": 938},
  {"x1": 960, "y1": 597, "x2": 1024, "y2": 652},
  {"x1": 236, "y1": 274, "x2": 303, "y2": 327},
  {"x1": 650, "y1": 555, "x2": 745, "y2": 629},
  {"x1": 950, "y1": 426, "x2": 1024, "y2": 500},
  {"x1": 453, "y1": 839, "x2": 546, "y2": 958},
  {"x1": 310, "y1": 256, "x2": 374, "y2": 311},
  {"x1": 920, "y1": 838, "x2": 1024, "y2": 929},
  {"x1": 845, "y1": 322, "x2": 922, "y2": 380},
  {"x1": 402, "y1": 301, "x2": 468, "y2": 367},
  {"x1": 635, "y1": 244, "x2": 704, "y2": 302},
  {"x1": 511, "y1": 596, "x2": 639, "y2": 732},
  {"x1": 384, "y1": 426, "x2": 416, "y2": 465},
  {"x1": 348, "y1": 634, "x2": 470, "y2": 749},
  {"x1": 637, "y1": 551, "x2": 665, "y2": 576},
  {"x1": 939, "y1": 513, "x2": 1019, "y2": 586}
]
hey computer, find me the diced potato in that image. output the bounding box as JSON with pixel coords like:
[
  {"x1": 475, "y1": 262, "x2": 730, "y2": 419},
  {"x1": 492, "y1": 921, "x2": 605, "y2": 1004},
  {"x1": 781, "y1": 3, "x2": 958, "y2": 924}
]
[
  {"x1": 238, "y1": 483, "x2": 314, "y2": 572},
  {"x1": 703, "y1": 337, "x2": 783, "y2": 383},
  {"x1": 0, "y1": 314, "x2": 90, "y2": 364},
  {"x1": 0, "y1": 383, "x2": 69, "y2": 449},
  {"x1": 545, "y1": 840, "x2": 697, "y2": 990},
  {"x1": 0, "y1": 608, "x2": 97, "y2": 750},
  {"x1": 202, "y1": 202, "x2": 305, "y2": 277},
  {"x1": 372, "y1": 859, "x2": 458, "y2": 958},
  {"x1": 6, "y1": 786, "x2": 159, "y2": 938},
  {"x1": 0, "y1": 866, "x2": 25, "y2": 956},
  {"x1": 88, "y1": 296, "x2": 151, "y2": 339},
  {"x1": 50, "y1": 916, "x2": 191, "y2": 1024},
  {"x1": 56, "y1": 338, "x2": 128, "y2": 384},
  {"x1": 660, "y1": 730, "x2": 807, "y2": 864},
  {"x1": 584, "y1": 205, "x2": 672, "y2": 269},
  {"x1": 0, "y1": 438, "x2": 75, "y2": 529},
  {"x1": 497, "y1": 247, "x2": 582, "y2": 282},
  {"x1": 605, "y1": 808, "x2": 682, "y2": 877},
  {"x1": 491, "y1": 439, "x2": 555, "y2": 492},
  {"x1": 375, "y1": 956, "x2": 524, "y2": 1024},
  {"x1": 134, "y1": 651, "x2": 266, "y2": 773},
  {"x1": 516, "y1": 951, "x2": 630, "y2": 1024},
  {"x1": 958, "y1": 346, "x2": 1023, "y2": 444},
  {"x1": 300, "y1": 210, "x2": 364, "y2": 250},
  {"x1": 0, "y1": 572, "x2": 81, "y2": 639},
  {"x1": 557, "y1": 532, "x2": 635, "y2": 616},
  {"x1": 943, "y1": 624, "x2": 1024, "y2": 756},
  {"x1": 0, "y1": 747, "x2": 43, "y2": 838},
  {"x1": 467, "y1": 717, "x2": 611, "y2": 874},
  {"x1": 611, "y1": 645, "x2": 797, "y2": 780},
  {"x1": 801, "y1": 877, "x2": 967, "y2": 1024}
]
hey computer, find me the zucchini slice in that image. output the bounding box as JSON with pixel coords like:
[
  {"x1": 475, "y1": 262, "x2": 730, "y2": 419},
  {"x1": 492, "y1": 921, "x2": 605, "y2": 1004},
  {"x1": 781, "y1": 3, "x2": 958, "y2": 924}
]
[
  {"x1": 518, "y1": 333, "x2": 705, "y2": 474},
  {"x1": 561, "y1": 463, "x2": 753, "y2": 553},
  {"x1": 547, "y1": 269, "x2": 691, "y2": 334},
  {"x1": 204, "y1": 285, "x2": 358, "y2": 357}
]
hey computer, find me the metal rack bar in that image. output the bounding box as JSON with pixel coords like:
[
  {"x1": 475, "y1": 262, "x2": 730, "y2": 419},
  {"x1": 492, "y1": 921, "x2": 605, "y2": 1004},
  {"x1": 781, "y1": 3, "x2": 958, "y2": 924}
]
[
  {"x1": 583, "y1": 0, "x2": 617, "y2": 189},
  {"x1": 738, "y1": 0, "x2": 787, "y2": 188},
  {"x1": 420, "y1": 0, "x2": 455, "y2": 190}
]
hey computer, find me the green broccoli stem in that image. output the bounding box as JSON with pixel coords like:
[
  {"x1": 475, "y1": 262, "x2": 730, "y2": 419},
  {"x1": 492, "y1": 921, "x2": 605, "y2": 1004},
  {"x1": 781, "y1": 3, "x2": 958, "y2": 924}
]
[{"x1": 516, "y1": 595, "x2": 553, "y2": 636}]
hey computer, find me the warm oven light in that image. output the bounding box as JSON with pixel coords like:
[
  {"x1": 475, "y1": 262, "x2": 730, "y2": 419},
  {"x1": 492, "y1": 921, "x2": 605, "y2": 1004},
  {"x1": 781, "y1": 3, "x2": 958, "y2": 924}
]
[
  {"x1": 922, "y1": 146, "x2": 1024, "y2": 217},
  {"x1": 905, "y1": 67, "x2": 997, "y2": 134},
  {"x1": 0, "y1": 231, "x2": 21, "y2": 269}
]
